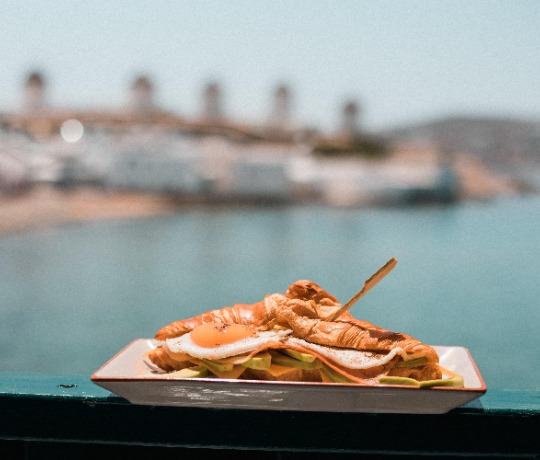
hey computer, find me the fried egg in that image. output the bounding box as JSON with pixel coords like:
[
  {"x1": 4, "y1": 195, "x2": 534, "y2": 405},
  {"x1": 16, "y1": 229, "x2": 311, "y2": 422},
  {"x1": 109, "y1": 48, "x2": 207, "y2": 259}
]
[
  {"x1": 190, "y1": 322, "x2": 257, "y2": 347},
  {"x1": 285, "y1": 337, "x2": 408, "y2": 369},
  {"x1": 166, "y1": 323, "x2": 292, "y2": 360}
]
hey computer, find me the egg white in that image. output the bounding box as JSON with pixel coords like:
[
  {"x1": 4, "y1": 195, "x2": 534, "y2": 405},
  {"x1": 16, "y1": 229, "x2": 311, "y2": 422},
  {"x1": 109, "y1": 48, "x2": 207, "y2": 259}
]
[
  {"x1": 285, "y1": 337, "x2": 407, "y2": 369},
  {"x1": 166, "y1": 328, "x2": 292, "y2": 360}
]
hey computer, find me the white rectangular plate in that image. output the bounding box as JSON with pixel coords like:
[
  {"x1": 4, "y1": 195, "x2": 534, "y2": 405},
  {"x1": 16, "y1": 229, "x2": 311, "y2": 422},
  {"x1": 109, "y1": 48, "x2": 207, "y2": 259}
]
[{"x1": 91, "y1": 339, "x2": 487, "y2": 414}]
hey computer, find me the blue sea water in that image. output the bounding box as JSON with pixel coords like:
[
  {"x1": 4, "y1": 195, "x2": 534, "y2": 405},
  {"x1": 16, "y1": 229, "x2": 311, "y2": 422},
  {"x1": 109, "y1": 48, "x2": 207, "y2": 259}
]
[{"x1": 1, "y1": 195, "x2": 539, "y2": 390}]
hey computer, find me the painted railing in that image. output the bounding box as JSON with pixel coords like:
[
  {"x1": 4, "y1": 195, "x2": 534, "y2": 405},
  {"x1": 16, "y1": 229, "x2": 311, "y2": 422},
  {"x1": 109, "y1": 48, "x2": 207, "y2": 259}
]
[{"x1": 1, "y1": 372, "x2": 539, "y2": 459}]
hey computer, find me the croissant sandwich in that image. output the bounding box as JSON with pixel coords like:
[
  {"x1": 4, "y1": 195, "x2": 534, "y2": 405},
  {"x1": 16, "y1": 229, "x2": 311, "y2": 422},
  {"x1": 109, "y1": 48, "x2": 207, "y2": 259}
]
[{"x1": 145, "y1": 276, "x2": 463, "y2": 387}]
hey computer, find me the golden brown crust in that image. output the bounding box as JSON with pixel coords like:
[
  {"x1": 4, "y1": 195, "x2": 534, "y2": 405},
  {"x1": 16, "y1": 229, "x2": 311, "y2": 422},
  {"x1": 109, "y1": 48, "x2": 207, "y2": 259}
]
[
  {"x1": 285, "y1": 280, "x2": 340, "y2": 305},
  {"x1": 274, "y1": 288, "x2": 439, "y2": 363},
  {"x1": 154, "y1": 280, "x2": 341, "y2": 340},
  {"x1": 301, "y1": 368, "x2": 324, "y2": 382},
  {"x1": 146, "y1": 347, "x2": 190, "y2": 372},
  {"x1": 279, "y1": 309, "x2": 438, "y2": 362},
  {"x1": 388, "y1": 363, "x2": 442, "y2": 381},
  {"x1": 155, "y1": 300, "x2": 272, "y2": 340}
]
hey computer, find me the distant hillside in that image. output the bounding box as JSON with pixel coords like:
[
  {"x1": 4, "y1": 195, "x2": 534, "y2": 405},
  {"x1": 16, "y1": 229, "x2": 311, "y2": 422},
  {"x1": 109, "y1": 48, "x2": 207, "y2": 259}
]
[{"x1": 380, "y1": 116, "x2": 540, "y2": 169}]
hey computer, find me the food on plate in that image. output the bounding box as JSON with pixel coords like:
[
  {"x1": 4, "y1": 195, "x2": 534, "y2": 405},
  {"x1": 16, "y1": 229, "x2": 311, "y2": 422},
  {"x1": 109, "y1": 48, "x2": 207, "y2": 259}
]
[{"x1": 145, "y1": 274, "x2": 464, "y2": 387}]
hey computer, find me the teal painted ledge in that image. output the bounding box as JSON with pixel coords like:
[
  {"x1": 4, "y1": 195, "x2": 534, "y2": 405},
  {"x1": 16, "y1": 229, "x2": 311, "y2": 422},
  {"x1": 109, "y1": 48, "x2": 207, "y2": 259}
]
[{"x1": 1, "y1": 372, "x2": 539, "y2": 458}]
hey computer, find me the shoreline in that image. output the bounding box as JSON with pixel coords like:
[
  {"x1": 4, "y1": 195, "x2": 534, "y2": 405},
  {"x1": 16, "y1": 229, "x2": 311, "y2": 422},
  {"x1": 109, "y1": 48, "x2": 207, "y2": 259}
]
[
  {"x1": 0, "y1": 178, "x2": 531, "y2": 235},
  {"x1": 0, "y1": 185, "x2": 186, "y2": 235}
]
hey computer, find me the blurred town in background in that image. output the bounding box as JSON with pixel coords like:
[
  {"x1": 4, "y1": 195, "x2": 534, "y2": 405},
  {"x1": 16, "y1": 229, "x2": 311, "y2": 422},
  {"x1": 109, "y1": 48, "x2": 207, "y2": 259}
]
[{"x1": 1, "y1": 70, "x2": 539, "y2": 233}]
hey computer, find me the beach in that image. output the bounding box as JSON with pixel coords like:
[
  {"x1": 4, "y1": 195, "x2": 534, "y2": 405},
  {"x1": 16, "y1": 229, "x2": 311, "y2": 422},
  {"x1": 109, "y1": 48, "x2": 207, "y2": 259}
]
[{"x1": 0, "y1": 185, "x2": 184, "y2": 234}]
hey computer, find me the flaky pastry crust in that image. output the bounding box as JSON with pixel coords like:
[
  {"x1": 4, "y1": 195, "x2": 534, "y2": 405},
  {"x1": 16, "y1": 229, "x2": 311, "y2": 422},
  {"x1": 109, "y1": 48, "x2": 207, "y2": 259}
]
[{"x1": 153, "y1": 280, "x2": 438, "y2": 362}]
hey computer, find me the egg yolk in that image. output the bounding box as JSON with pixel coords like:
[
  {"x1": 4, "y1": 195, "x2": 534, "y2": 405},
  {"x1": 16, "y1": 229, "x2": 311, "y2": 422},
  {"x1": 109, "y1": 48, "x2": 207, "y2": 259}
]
[{"x1": 190, "y1": 322, "x2": 256, "y2": 348}]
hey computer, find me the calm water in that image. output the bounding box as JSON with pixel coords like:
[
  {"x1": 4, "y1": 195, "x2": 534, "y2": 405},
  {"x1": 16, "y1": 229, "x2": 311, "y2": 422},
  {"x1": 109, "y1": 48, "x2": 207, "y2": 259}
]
[{"x1": 1, "y1": 195, "x2": 539, "y2": 390}]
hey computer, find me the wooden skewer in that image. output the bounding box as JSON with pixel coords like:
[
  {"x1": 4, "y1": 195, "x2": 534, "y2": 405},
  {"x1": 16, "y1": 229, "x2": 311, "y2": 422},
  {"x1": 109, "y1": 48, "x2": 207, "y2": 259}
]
[{"x1": 327, "y1": 257, "x2": 398, "y2": 322}]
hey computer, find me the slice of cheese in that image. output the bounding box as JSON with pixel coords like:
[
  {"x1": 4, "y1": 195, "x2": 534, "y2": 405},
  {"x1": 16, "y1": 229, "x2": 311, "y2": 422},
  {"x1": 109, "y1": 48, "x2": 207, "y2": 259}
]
[{"x1": 245, "y1": 364, "x2": 303, "y2": 382}]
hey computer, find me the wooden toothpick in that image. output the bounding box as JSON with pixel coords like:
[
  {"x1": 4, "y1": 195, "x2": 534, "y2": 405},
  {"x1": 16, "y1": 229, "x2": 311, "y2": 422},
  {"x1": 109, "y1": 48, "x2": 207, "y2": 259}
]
[{"x1": 327, "y1": 257, "x2": 398, "y2": 321}]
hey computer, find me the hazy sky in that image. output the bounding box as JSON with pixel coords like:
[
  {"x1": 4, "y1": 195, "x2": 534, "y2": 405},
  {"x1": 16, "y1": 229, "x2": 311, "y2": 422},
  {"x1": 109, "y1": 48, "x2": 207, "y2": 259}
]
[{"x1": 1, "y1": 1, "x2": 539, "y2": 132}]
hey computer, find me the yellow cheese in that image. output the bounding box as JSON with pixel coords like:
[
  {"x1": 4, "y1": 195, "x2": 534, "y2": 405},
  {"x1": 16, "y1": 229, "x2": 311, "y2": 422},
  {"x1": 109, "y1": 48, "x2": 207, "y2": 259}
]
[{"x1": 191, "y1": 358, "x2": 247, "y2": 379}]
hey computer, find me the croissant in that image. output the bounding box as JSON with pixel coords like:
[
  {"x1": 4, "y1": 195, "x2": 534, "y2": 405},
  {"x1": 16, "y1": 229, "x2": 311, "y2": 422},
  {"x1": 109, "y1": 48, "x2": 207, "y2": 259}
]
[
  {"x1": 154, "y1": 300, "x2": 273, "y2": 340},
  {"x1": 147, "y1": 280, "x2": 449, "y2": 386}
]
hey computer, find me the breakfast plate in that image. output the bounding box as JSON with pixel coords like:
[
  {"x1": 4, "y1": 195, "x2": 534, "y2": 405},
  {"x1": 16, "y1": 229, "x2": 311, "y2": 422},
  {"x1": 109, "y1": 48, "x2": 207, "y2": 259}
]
[{"x1": 91, "y1": 340, "x2": 486, "y2": 414}]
